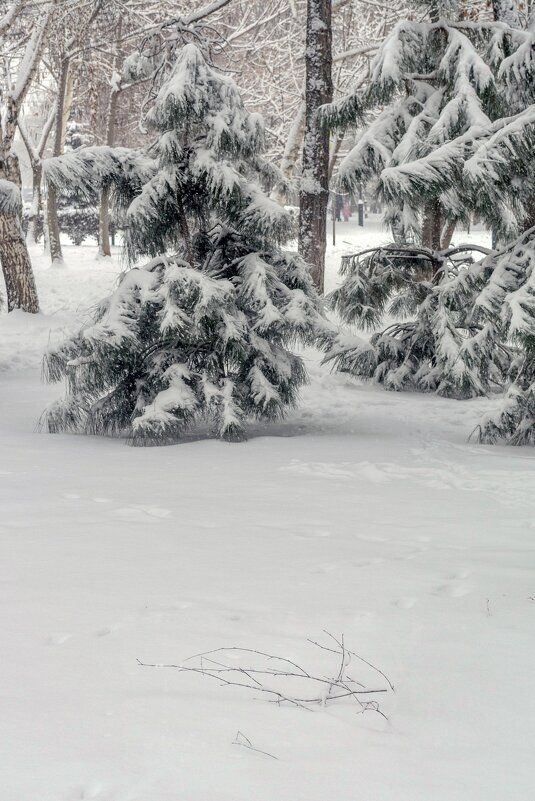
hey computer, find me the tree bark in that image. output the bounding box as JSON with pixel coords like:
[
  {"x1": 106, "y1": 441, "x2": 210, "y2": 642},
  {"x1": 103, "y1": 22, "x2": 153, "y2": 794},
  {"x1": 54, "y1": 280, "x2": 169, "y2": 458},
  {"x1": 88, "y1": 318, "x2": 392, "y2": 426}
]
[
  {"x1": 47, "y1": 56, "x2": 72, "y2": 265},
  {"x1": 0, "y1": 155, "x2": 39, "y2": 312},
  {"x1": 0, "y1": 1, "x2": 55, "y2": 311},
  {"x1": 328, "y1": 131, "x2": 345, "y2": 181},
  {"x1": 440, "y1": 219, "x2": 456, "y2": 250},
  {"x1": 99, "y1": 185, "x2": 112, "y2": 257},
  {"x1": 298, "y1": 0, "x2": 333, "y2": 294},
  {"x1": 28, "y1": 161, "x2": 43, "y2": 244},
  {"x1": 422, "y1": 199, "x2": 442, "y2": 251},
  {"x1": 0, "y1": 214, "x2": 39, "y2": 312}
]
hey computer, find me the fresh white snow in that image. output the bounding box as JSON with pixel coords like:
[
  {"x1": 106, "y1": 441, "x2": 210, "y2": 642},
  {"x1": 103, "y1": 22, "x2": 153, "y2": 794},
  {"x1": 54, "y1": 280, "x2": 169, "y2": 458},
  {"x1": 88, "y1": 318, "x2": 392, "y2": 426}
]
[{"x1": 2, "y1": 219, "x2": 535, "y2": 801}]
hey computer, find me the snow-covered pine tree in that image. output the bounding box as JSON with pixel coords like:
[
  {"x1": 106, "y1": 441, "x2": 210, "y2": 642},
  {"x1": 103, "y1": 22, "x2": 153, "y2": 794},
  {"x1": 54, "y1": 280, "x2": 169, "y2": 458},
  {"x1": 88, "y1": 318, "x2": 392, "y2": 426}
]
[
  {"x1": 325, "y1": 0, "x2": 514, "y2": 247},
  {"x1": 321, "y1": 1, "x2": 535, "y2": 406},
  {"x1": 471, "y1": 228, "x2": 535, "y2": 445},
  {"x1": 57, "y1": 118, "x2": 99, "y2": 245},
  {"x1": 43, "y1": 44, "x2": 325, "y2": 443}
]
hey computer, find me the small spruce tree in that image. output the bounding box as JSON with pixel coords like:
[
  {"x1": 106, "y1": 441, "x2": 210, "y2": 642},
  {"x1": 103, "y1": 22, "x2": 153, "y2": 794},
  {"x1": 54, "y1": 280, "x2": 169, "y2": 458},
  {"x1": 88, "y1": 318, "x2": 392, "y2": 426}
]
[{"x1": 43, "y1": 44, "x2": 326, "y2": 443}]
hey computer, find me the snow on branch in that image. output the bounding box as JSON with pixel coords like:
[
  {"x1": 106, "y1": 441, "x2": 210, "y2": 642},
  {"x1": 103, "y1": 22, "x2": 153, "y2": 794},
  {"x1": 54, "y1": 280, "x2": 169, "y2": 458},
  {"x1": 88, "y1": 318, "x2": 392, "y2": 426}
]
[
  {"x1": 0, "y1": 179, "x2": 22, "y2": 214},
  {"x1": 43, "y1": 146, "x2": 157, "y2": 198},
  {"x1": 0, "y1": 0, "x2": 25, "y2": 37}
]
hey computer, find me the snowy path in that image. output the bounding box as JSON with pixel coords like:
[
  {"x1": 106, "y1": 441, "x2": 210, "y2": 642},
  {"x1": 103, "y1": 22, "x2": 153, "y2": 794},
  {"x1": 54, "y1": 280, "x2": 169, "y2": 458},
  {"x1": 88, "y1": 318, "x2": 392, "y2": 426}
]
[{"x1": 2, "y1": 227, "x2": 535, "y2": 800}]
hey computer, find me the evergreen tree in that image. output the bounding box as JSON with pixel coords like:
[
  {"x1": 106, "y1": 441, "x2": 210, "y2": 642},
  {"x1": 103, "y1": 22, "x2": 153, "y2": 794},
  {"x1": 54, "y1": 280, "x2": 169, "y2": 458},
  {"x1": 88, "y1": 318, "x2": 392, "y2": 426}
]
[
  {"x1": 321, "y1": 1, "x2": 535, "y2": 435},
  {"x1": 474, "y1": 228, "x2": 535, "y2": 445},
  {"x1": 57, "y1": 118, "x2": 100, "y2": 245},
  {"x1": 326, "y1": 0, "x2": 532, "y2": 244},
  {"x1": 43, "y1": 44, "x2": 326, "y2": 443},
  {"x1": 323, "y1": 241, "x2": 508, "y2": 398}
]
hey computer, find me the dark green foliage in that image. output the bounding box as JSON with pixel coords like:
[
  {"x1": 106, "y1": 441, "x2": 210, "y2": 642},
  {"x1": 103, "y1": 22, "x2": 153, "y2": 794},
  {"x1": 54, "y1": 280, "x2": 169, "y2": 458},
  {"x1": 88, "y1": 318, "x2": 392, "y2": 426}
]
[
  {"x1": 323, "y1": 244, "x2": 509, "y2": 398},
  {"x1": 43, "y1": 44, "x2": 327, "y2": 444}
]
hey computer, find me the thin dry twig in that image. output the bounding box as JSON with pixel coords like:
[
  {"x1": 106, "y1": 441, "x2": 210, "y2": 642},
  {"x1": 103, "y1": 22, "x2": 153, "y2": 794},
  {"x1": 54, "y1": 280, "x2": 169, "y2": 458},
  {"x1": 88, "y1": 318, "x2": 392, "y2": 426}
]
[
  {"x1": 233, "y1": 731, "x2": 278, "y2": 760},
  {"x1": 137, "y1": 632, "x2": 393, "y2": 717}
]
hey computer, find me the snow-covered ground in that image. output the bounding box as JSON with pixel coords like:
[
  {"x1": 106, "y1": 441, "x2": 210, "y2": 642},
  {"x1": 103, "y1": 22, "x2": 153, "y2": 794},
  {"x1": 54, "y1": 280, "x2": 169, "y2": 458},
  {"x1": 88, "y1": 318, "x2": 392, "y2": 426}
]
[{"x1": 2, "y1": 219, "x2": 535, "y2": 801}]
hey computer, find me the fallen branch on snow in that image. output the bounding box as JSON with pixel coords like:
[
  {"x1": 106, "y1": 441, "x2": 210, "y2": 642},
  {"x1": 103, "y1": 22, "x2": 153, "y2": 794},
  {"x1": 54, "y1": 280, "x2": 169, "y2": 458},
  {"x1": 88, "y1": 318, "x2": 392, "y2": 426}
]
[{"x1": 137, "y1": 631, "x2": 393, "y2": 718}]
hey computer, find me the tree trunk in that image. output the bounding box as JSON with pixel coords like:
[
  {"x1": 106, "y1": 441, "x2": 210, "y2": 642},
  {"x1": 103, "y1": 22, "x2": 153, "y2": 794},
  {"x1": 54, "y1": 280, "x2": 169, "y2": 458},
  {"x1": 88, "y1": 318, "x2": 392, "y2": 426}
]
[
  {"x1": 298, "y1": 0, "x2": 333, "y2": 294},
  {"x1": 28, "y1": 161, "x2": 43, "y2": 244},
  {"x1": 0, "y1": 213, "x2": 39, "y2": 312},
  {"x1": 47, "y1": 183, "x2": 63, "y2": 264},
  {"x1": 99, "y1": 20, "x2": 124, "y2": 258},
  {"x1": 440, "y1": 219, "x2": 456, "y2": 250},
  {"x1": 328, "y1": 131, "x2": 345, "y2": 181},
  {"x1": 98, "y1": 85, "x2": 121, "y2": 257},
  {"x1": 47, "y1": 56, "x2": 72, "y2": 265},
  {"x1": 0, "y1": 154, "x2": 39, "y2": 312},
  {"x1": 177, "y1": 195, "x2": 194, "y2": 263},
  {"x1": 99, "y1": 185, "x2": 112, "y2": 257},
  {"x1": 422, "y1": 199, "x2": 442, "y2": 251}
]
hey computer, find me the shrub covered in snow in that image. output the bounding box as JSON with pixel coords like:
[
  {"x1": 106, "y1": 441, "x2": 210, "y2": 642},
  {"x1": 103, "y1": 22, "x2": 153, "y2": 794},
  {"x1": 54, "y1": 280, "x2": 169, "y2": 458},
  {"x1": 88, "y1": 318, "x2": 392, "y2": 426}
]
[
  {"x1": 322, "y1": 228, "x2": 535, "y2": 444},
  {"x1": 474, "y1": 228, "x2": 535, "y2": 444},
  {"x1": 322, "y1": 242, "x2": 511, "y2": 399},
  {"x1": 43, "y1": 44, "x2": 326, "y2": 443}
]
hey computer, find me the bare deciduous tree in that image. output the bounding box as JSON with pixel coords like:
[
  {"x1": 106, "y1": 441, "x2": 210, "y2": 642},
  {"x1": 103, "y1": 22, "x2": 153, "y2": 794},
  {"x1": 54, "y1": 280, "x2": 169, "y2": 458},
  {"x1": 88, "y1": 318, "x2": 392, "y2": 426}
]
[{"x1": 0, "y1": 0, "x2": 56, "y2": 311}]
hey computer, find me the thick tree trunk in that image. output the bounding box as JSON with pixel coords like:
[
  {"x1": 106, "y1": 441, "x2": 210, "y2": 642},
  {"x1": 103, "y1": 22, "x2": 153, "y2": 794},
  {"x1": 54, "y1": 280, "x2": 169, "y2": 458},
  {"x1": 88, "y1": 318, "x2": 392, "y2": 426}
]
[
  {"x1": 0, "y1": 154, "x2": 39, "y2": 312},
  {"x1": 177, "y1": 195, "x2": 194, "y2": 263},
  {"x1": 0, "y1": 214, "x2": 39, "y2": 312},
  {"x1": 422, "y1": 199, "x2": 443, "y2": 251},
  {"x1": 298, "y1": 0, "x2": 333, "y2": 294}
]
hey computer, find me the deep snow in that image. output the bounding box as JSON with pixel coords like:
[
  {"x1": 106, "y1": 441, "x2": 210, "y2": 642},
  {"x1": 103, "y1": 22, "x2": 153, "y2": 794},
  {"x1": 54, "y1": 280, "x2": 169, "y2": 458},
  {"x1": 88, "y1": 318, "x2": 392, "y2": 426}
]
[{"x1": 1, "y1": 219, "x2": 535, "y2": 801}]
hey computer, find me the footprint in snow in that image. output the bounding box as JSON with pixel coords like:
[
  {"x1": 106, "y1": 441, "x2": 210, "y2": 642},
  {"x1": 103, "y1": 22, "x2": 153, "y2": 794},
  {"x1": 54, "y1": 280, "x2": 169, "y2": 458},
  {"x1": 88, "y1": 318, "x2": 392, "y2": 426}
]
[{"x1": 435, "y1": 582, "x2": 472, "y2": 598}]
